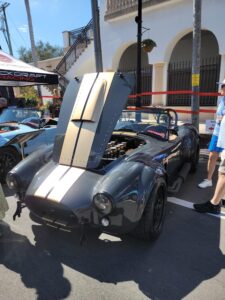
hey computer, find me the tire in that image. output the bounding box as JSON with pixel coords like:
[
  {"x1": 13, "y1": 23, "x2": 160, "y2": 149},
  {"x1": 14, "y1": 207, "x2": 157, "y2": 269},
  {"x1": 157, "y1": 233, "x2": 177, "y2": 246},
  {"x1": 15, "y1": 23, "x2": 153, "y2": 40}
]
[
  {"x1": 132, "y1": 177, "x2": 167, "y2": 241},
  {"x1": 0, "y1": 147, "x2": 21, "y2": 183}
]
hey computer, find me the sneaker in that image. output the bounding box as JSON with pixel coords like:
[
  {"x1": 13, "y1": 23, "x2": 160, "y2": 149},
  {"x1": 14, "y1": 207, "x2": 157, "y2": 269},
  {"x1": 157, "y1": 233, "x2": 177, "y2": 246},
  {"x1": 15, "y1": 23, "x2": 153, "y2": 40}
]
[
  {"x1": 198, "y1": 179, "x2": 212, "y2": 188},
  {"x1": 193, "y1": 201, "x2": 220, "y2": 214}
]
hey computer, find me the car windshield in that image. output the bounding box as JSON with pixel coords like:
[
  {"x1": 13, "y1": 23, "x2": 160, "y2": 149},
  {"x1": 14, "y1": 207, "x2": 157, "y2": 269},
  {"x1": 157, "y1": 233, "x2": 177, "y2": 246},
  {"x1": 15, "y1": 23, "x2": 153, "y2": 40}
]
[
  {"x1": 0, "y1": 107, "x2": 40, "y2": 123},
  {"x1": 115, "y1": 109, "x2": 175, "y2": 139}
]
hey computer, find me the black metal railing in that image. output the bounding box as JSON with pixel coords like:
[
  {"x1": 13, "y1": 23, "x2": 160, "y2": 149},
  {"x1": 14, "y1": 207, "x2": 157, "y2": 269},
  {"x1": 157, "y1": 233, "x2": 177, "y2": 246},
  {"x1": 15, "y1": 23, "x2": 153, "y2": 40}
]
[
  {"x1": 56, "y1": 20, "x2": 93, "y2": 76},
  {"x1": 53, "y1": 69, "x2": 70, "y2": 94},
  {"x1": 167, "y1": 56, "x2": 221, "y2": 106},
  {"x1": 118, "y1": 66, "x2": 153, "y2": 106}
]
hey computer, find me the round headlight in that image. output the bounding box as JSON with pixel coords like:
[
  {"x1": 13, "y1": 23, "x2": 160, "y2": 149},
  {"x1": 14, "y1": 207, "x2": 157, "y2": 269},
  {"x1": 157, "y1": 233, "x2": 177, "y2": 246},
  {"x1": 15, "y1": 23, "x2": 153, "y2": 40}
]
[
  {"x1": 93, "y1": 193, "x2": 112, "y2": 215},
  {"x1": 6, "y1": 173, "x2": 19, "y2": 190}
]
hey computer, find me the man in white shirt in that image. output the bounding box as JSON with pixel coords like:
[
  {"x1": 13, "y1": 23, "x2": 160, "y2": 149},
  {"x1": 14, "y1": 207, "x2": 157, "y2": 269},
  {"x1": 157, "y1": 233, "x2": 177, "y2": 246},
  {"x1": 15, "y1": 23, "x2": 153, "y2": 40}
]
[{"x1": 194, "y1": 108, "x2": 225, "y2": 214}]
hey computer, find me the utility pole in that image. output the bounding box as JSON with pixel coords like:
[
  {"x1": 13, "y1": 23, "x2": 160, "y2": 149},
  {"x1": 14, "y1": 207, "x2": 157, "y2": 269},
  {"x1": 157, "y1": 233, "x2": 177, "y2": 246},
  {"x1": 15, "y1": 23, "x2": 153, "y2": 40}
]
[
  {"x1": 0, "y1": 2, "x2": 13, "y2": 55},
  {"x1": 135, "y1": 0, "x2": 142, "y2": 108},
  {"x1": 24, "y1": 0, "x2": 38, "y2": 66},
  {"x1": 191, "y1": 0, "x2": 202, "y2": 131},
  {"x1": 24, "y1": 0, "x2": 42, "y2": 98},
  {"x1": 91, "y1": 0, "x2": 103, "y2": 72}
]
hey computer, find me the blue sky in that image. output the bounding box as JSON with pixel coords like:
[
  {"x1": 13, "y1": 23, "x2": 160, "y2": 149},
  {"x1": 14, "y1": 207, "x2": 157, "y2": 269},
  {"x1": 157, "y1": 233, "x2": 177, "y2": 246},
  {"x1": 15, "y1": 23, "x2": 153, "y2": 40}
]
[{"x1": 0, "y1": 0, "x2": 92, "y2": 57}]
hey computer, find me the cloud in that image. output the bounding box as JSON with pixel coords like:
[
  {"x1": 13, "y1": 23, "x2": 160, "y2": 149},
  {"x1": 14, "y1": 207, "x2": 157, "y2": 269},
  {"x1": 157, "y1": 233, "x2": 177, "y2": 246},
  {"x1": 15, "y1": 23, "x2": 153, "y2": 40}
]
[{"x1": 18, "y1": 24, "x2": 28, "y2": 33}]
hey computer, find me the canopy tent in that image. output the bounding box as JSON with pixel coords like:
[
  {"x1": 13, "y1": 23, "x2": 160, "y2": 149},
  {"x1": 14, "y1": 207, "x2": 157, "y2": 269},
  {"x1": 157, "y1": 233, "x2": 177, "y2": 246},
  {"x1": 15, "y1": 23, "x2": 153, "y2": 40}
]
[{"x1": 0, "y1": 50, "x2": 58, "y2": 87}]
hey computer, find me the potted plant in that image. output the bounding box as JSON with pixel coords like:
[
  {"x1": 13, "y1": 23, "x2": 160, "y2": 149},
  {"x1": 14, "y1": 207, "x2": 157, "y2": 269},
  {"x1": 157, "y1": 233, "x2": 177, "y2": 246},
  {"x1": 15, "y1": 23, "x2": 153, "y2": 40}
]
[{"x1": 141, "y1": 39, "x2": 157, "y2": 53}]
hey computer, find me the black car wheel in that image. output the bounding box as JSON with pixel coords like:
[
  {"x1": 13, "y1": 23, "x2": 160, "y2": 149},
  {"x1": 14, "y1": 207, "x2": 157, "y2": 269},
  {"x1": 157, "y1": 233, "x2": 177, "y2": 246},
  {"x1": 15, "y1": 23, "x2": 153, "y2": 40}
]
[
  {"x1": 0, "y1": 147, "x2": 21, "y2": 183},
  {"x1": 132, "y1": 177, "x2": 167, "y2": 241}
]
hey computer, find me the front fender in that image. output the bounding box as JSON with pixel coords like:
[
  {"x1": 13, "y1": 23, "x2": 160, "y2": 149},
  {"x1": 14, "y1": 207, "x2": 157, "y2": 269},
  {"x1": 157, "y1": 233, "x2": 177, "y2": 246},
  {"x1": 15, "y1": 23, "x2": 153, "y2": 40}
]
[
  {"x1": 95, "y1": 160, "x2": 165, "y2": 229},
  {"x1": 6, "y1": 144, "x2": 53, "y2": 194}
]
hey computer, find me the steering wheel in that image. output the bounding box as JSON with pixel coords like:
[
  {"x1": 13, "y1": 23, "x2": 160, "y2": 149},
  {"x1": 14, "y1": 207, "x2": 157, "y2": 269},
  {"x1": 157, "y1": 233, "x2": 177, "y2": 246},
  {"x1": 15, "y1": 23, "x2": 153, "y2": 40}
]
[
  {"x1": 156, "y1": 109, "x2": 178, "y2": 129},
  {"x1": 165, "y1": 109, "x2": 178, "y2": 127},
  {"x1": 157, "y1": 114, "x2": 169, "y2": 125}
]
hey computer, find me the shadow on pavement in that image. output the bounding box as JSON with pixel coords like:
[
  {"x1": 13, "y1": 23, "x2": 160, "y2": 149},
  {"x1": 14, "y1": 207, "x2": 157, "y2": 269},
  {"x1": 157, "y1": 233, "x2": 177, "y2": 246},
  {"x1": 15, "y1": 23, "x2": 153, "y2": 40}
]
[
  {"x1": 0, "y1": 222, "x2": 71, "y2": 300},
  {"x1": 2, "y1": 184, "x2": 16, "y2": 197},
  {"x1": 2, "y1": 204, "x2": 224, "y2": 300}
]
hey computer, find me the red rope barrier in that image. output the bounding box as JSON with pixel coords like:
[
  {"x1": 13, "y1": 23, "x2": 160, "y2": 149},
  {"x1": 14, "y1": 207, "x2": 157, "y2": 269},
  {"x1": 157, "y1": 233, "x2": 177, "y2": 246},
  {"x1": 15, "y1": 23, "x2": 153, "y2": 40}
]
[
  {"x1": 127, "y1": 106, "x2": 217, "y2": 114},
  {"x1": 41, "y1": 90, "x2": 219, "y2": 114},
  {"x1": 128, "y1": 90, "x2": 221, "y2": 98},
  {"x1": 41, "y1": 95, "x2": 61, "y2": 99}
]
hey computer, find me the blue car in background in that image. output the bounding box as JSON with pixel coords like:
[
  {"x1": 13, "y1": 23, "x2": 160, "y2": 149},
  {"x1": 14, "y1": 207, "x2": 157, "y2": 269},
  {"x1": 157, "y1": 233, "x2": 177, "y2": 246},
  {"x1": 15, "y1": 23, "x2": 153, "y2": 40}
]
[{"x1": 0, "y1": 106, "x2": 57, "y2": 182}]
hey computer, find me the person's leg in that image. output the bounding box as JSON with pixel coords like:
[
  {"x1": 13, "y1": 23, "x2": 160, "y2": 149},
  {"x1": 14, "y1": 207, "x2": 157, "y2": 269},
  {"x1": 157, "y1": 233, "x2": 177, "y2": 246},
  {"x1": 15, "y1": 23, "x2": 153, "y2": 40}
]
[
  {"x1": 211, "y1": 151, "x2": 225, "y2": 205},
  {"x1": 211, "y1": 172, "x2": 225, "y2": 205},
  {"x1": 194, "y1": 151, "x2": 225, "y2": 214},
  {"x1": 198, "y1": 134, "x2": 222, "y2": 188},
  {"x1": 207, "y1": 151, "x2": 219, "y2": 180},
  {"x1": 198, "y1": 151, "x2": 217, "y2": 188}
]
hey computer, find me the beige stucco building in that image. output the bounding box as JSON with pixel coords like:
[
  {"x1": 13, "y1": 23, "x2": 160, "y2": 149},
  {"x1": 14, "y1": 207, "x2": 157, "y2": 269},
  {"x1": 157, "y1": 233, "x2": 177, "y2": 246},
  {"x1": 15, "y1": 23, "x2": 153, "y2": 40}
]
[{"x1": 57, "y1": 0, "x2": 225, "y2": 125}]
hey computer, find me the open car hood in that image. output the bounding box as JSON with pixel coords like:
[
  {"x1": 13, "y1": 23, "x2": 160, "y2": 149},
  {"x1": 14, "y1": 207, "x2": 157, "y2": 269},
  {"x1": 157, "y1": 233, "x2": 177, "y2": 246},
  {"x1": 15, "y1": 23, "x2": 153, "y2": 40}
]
[{"x1": 53, "y1": 72, "x2": 134, "y2": 169}]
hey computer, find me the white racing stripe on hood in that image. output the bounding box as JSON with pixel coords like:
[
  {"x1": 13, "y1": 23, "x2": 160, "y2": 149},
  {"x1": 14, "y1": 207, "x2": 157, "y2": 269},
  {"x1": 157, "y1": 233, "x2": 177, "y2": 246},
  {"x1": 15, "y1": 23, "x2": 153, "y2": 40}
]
[
  {"x1": 47, "y1": 167, "x2": 85, "y2": 202},
  {"x1": 72, "y1": 73, "x2": 114, "y2": 168},
  {"x1": 59, "y1": 73, "x2": 97, "y2": 165},
  {"x1": 34, "y1": 165, "x2": 69, "y2": 198}
]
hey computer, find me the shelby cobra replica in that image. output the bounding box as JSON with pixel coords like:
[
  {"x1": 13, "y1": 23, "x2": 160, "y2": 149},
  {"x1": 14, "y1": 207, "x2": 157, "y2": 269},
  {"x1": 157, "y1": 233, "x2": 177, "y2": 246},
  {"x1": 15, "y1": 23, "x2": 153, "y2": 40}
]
[{"x1": 7, "y1": 72, "x2": 200, "y2": 240}]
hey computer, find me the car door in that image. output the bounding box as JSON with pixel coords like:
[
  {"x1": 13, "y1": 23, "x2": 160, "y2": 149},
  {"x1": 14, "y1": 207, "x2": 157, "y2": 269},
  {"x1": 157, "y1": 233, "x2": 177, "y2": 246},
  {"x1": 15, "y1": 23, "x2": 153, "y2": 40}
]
[{"x1": 163, "y1": 138, "x2": 183, "y2": 185}]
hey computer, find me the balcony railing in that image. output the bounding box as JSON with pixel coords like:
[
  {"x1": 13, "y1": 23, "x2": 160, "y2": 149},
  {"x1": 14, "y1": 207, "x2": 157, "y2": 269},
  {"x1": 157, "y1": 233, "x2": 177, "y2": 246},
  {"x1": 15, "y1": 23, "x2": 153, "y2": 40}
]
[
  {"x1": 105, "y1": 0, "x2": 171, "y2": 20},
  {"x1": 56, "y1": 19, "x2": 93, "y2": 76}
]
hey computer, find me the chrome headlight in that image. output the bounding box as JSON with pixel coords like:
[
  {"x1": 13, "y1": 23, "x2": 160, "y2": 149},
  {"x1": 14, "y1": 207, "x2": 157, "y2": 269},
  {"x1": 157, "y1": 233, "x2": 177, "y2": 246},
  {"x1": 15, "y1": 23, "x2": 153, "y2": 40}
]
[
  {"x1": 6, "y1": 173, "x2": 19, "y2": 190},
  {"x1": 93, "y1": 193, "x2": 112, "y2": 215}
]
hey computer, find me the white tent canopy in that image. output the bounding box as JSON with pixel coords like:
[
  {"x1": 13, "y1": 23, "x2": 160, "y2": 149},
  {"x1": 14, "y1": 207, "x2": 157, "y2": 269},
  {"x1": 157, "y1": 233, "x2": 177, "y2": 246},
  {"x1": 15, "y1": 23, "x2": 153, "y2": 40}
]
[{"x1": 0, "y1": 50, "x2": 58, "y2": 87}]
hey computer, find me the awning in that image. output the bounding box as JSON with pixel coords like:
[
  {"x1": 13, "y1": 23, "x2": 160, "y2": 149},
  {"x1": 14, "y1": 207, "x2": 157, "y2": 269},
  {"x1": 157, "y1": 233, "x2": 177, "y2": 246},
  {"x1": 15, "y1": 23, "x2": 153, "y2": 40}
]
[{"x1": 0, "y1": 50, "x2": 58, "y2": 86}]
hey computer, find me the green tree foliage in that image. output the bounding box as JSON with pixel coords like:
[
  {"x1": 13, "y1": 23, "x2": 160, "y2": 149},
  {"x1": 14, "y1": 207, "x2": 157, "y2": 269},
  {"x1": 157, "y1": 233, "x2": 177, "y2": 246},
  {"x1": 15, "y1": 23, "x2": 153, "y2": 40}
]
[
  {"x1": 19, "y1": 86, "x2": 38, "y2": 105},
  {"x1": 18, "y1": 40, "x2": 63, "y2": 63}
]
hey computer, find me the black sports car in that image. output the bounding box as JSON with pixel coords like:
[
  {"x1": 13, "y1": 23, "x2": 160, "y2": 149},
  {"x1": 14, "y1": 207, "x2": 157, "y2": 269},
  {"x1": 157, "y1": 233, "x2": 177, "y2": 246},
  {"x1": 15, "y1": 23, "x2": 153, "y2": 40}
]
[{"x1": 7, "y1": 72, "x2": 200, "y2": 240}]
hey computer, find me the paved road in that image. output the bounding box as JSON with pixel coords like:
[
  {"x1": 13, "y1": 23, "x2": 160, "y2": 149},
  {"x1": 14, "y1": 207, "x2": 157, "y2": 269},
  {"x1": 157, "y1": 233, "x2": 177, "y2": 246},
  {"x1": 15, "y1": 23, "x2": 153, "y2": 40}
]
[{"x1": 1, "y1": 155, "x2": 225, "y2": 300}]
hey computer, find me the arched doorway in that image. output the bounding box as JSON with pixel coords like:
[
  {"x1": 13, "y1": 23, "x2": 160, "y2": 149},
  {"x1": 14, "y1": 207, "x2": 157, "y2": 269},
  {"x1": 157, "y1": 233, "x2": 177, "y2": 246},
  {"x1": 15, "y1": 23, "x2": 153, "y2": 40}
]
[
  {"x1": 118, "y1": 44, "x2": 152, "y2": 106},
  {"x1": 167, "y1": 30, "x2": 220, "y2": 106}
]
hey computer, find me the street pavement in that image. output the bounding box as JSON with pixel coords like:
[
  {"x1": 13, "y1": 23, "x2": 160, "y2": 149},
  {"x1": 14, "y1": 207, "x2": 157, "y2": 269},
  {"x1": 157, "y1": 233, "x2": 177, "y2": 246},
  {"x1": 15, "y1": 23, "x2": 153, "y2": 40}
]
[{"x1": 1, "y1": 154, "x2": 225, "y2": 300}]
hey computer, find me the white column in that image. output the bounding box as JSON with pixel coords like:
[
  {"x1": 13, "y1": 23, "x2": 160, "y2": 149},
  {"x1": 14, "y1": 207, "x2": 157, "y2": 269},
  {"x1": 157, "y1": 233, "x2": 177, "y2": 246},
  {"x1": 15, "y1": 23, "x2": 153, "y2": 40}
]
[
  {"x1": 219, "y1": 54, "x2": 225, "y2": 83},
  {"x1": 62, "y1": 31, "x2": 70, "y2": 52},
  {"x1": 151, "y1": 62, "x2": 167, "y2": 106}
]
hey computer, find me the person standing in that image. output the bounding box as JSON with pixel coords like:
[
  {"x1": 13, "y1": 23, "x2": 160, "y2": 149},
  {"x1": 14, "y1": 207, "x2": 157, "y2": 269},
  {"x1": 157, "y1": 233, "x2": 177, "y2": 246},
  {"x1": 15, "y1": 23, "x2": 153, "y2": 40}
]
[
  {"x1": 198, "y1": 80, "x2": 225, "y2": 188},
  {"x1": 194, "y1": 112, "x2": 225, "y2": 214},
  {"x1": 0, "y1": 183, "x2": 8, "y2": 237}
]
